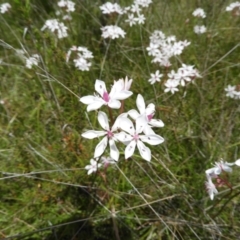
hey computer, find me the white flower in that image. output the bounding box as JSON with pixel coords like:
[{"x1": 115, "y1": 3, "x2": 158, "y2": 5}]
[
  {"x1": 116, "y1": 117, "x2": 164, "y2": 161},
  {"x1": 226, "y1": 2, "x2": 240, "y2": 12},
  {"x1": 205, "y1": 178, "x2": 218, "y2": 200},
  {"x1": 194, "y1": 25, "x2": 207, "y2": 34},
  {"x1": 206, "y1": 160, "x2": 234, "y2": 179},
  {"x1": 41, "y1": 19, "x2": 68, "y2": 39},
  {"x1": 225, "y1": 85, "x2": 236, "y2": 98},
  {"x1": 73, "y1": 57, "x2": 91, "y2": 71},
  {"x1": 192, "y1": 8, "x2": 206, "y2": 18},
  {"x1": 164, "y1": 80, "x2": 179, "y2": 94},
  {"x1": 134, "y1": 0, "x2": 152, "y2": 8},
  {"x1": 177, "y1": 64, "x2": 201, "y2": 86},
  {"x1": 25, "y1": 54, "x2": 40, "y2": 69},
  {"x1": 0, "y1": 3, "x2": 11, "y2": 13},
  {"x1": 128, "y1": 94, "x2": 164, "y2": 134},
  {"x1": 125, "y1": 14, "x2": 138, "y2": 27},
  {"x1": 82, "y1": 111, "x2": 127, "y2": 161},
  {"x1": 100, "y1": 2, "x2": 123, "y2": 15},
  {"x1": 135, "y1": 13, "x2": 145, "y2": 24},
  {"x1": 80, "y1": 79, "x2": 133, "y2": 111},
  {"x1": 85, "y1": 159, "x2": 102, "y2": 175},
  {"x1": 148, "y1": 70, "x2": 163, "y2": 84},
  {"x1": 58, "y1": 0, "x2": 75, "y2": 12},
  {"x1": 101, "y1": 25, "x2": 126, "y2": 39}
]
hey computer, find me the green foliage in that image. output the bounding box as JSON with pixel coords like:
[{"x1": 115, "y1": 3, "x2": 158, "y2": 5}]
[{"x1": 1, "y1": 0, "x2": 240, "y2": 239}]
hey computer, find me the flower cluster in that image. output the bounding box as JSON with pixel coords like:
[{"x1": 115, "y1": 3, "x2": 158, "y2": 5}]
[
  {"x1": 66, "y1": 46, "x2": 93, "y2": 71},
  {"x1": 101, "y1": 25, "x2": 126, "y2": 39},
  {"x1": 41, "y1": 19, "x2": 68, "y2": 39},
  {"x1": 147, "y1": 30, "x2": 190, "y2": 67},
  {"x1": 225, "y1": 85, "x2": 240, "y2": 99},
  {"x1": 146, "y1": 30, "x2": 202, "y2": 93},
  {"x1": 80, "y1": 78, "x2": 164, "y2": 174},
  {"x1": 0, "y1": 3, "x2": 11, "y2": 14},
  {"x1": 205, "y1": 159, "x2": 240, "y2": 200},
  {"x1": 100, "y1": 2, "x2": 124, "y2": 15},
  {"x1": 99, "y1": 0, "x2": 152, "y2": 39}
]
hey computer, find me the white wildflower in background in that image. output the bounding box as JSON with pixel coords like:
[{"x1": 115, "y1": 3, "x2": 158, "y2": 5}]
[
  {"x1": 164, "y1": 79, "x2": 179, "y2": 94},
  {"x1": 25, "y1": 54, "x2": 40, "y2": 69},
  {"x1": 80, "y1": 79, "x2": 133, "y2": 111},
  {"x1": 194, "y1": 25, "x2": 207, "y2": 34},
  {"x1": 205, "y1": 159, "x2": 240, "y2": 200},
  {"x1": 226, "y1": 1, "x2": 240, "y2": 12},
  {"x1": 85, "y1": 159, "x2": 102, "y2": 175},
  {"x1": 177, "y1": 64, "x2": 201, "y2": 86},
  {"x1": 100, "y1": 2, "x2": 123, "y2": 15},
  {"x1": 58, "y1": 0, "x2": 75, "y2": 12},
  {"x1": 66, "y1": 46, "x2": 93, "y2": 71},
  {"x1": 101, "y1": 25, "x2": 126, "y2": 39},
  {"x1": 125, "y1": 14, "x2": 138, "y2": 26},
  {"x1": 225, "y1": 85, "x2": 240, "y2": 99},
  {"x1": 192, "y1": 8, "x2": 206, "y2": 18},
  {"x1": 134, "y1": 0, "x2": 152, "y2": 8},
  {"x1": 205, "y1": 178, "x2": 218, "y2": 200},
  {"x1": 0, "y1": 3, "x2": 11, "y2": 13},
  {"x1": 148, "y1": 70, "x2": 163, "y2": 84},
  {"x1": 146, "y1": 30, "x2": 190, "y2": 67},
  {"x1": 41, "y1": 19, "x2": 68, "y2": 39}
]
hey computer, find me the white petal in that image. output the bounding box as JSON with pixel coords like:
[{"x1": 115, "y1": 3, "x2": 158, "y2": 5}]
[
  {"x1": 125, "y1": 141, "x2": 136, "y2": 159},
  {"x1": 140, "y1": 134, "x2": 164, "y2": 145},
  {"x1": 80, "y1": 95, "x2": 95, "y2": 104},
  {"x1": 94, "y1": 136, "x2": 108, "y2": 158},
  {"x1": 119, "y1": 117, "x2": 135, "y2": 135},
  {"x1": 82, "y1": 130, "x2": 106, "y2": 139},
  {"x1": 95, "y1": 79, "x2": 107, "y2": 96},
  {"x1": 108, "y1": 99, "x2": 121, "y2": 109},
  {"x1": 87, "y1": 101, "x2": 104, "y2": 111},
  {"x1": 149, "y1": 119, "x2": 164, "y2": 127},
  {"x1": 235, "y1": 159, "x2": 240, "y2": 166},
  {"x1": 136, "y1": 94, "x2": 146, "y2": 114},
  {"x1": 128, "y1": 109, "x2": 140, "y2": 120},
  {"x1": 111, "y1": 113, "x2": 128, "y2": 131},
  {"x1": 143, "y1": 125, "x2": 156, "y2": 135},
  {"x1": 112, "y1": 90, "x2": 133, "y2": 100},
  {"x1": 136, "y1": 116, "x2": 147, "y2": 134},
  {"x1": 145, "y1": 103, "x2": 155, "y2": 116},
  {"x1": 137, "y1": 141, "x2": 151, "y2": 161},
  {"x1": 114, "y1": 132, "x2": 132, "y2": 143},
  {"x1": 109, "y1": 139, "x2": 119, "y2": 161},
  {"x1": 98, "y1": 111, "x2": 109, "y2": 130}
]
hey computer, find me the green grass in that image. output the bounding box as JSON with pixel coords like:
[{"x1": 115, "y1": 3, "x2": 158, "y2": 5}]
[{"x1": 1, "y1": 0, "x2": 240, "y2": 239}]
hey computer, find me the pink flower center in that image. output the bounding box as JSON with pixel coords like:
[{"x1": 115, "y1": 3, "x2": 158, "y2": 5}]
[
  {"x1": 147, "y1": 114, "x2": 153, "y2": 122},
  {"x1": 133, "y1": 133, "x2": 139, "y2": 141},
  {"x1": 107, "y1": 130, "x2": 114, "y2": 138},
  {"x1": 103, "y1": 91, "x2": 110, "y2": 102}
]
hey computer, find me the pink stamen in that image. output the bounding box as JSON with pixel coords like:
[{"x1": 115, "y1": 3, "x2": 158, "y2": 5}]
[{"x1": 103, "y1": 91, "x2": 110, "y2": 102}]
